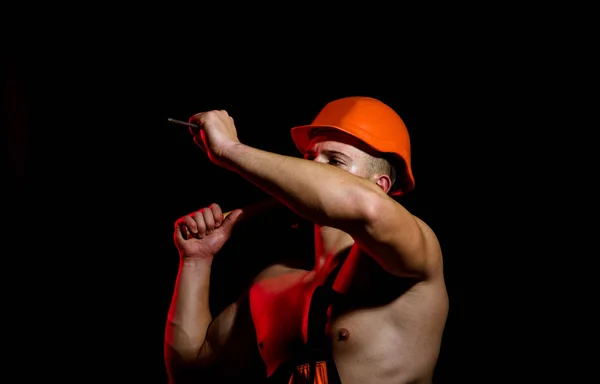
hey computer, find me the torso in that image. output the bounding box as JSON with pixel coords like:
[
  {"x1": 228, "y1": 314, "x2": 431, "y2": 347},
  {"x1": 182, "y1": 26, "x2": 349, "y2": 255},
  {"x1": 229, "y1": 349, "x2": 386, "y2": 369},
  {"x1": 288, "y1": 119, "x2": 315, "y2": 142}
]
[{"x1": 249, "y1": 244, "x2": 449, "y2": 384}]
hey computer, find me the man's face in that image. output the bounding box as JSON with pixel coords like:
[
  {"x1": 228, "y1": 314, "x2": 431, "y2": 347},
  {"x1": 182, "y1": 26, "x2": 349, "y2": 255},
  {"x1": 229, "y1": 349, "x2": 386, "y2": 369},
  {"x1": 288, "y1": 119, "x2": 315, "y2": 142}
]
[{"x1": 304, "y1": 129, "x2": 373, "y2": 178}]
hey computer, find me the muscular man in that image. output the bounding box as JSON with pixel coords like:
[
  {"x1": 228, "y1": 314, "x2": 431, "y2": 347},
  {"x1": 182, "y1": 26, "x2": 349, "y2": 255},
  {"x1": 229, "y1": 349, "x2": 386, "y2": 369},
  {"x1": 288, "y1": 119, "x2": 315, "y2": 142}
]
[{"x1": 164, "y1": 96, "x2": 449, "y2": 383}]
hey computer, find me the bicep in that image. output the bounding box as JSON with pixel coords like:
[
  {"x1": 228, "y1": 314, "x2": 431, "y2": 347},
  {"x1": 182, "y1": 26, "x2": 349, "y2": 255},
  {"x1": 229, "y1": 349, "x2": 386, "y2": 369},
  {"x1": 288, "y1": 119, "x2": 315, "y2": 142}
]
[
  {"x1": 354, "y1": 196, "x2": 442, "y2": 279},
  {"x1": 167, "y1": 295, "x2": 264, "y2": 384},
  {"x1": 202, "y1": 293, "x2": 264, "y2": 378}
]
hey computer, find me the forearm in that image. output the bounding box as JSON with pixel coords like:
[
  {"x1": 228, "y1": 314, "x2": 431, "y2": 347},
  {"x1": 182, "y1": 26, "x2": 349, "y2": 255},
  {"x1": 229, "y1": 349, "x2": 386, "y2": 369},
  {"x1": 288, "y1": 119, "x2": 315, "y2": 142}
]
[
  {"x1": 165, "y1": 258, "x2": 213, "y2": 365},
  {"x1": 224, "y1": 143, "x2": 379, "y2": 229}
]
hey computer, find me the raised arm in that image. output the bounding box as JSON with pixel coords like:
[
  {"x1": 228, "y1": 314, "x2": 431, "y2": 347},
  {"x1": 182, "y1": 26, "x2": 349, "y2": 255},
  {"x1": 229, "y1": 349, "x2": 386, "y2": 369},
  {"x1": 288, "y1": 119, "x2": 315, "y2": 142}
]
[
  {"x1": 188, "y1": 111, "x2": 442, "y2": 280},
  {"x1": 222, "y1": 143, "x2": 441, "y2": 279},
  {"x1": 164, "y1": 204, "x2": 262, "y2": 383}
]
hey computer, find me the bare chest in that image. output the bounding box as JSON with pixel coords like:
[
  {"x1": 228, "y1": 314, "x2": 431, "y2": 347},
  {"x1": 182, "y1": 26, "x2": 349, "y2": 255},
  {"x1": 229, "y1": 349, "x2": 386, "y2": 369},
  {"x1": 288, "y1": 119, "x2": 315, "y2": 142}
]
[
  {"x1": 248, "y1": 255, "x2": 404, "y2": 375},
  {"x1": 249, "y1": 269, "x2": 318, "y2": 373}
]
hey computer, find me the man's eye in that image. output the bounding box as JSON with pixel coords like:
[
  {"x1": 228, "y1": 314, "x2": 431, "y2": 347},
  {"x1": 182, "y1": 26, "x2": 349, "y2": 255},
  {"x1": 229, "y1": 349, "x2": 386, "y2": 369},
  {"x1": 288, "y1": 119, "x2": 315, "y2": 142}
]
[{"x1": 329, "y1": 158, "x2": 344, "y2": 166}]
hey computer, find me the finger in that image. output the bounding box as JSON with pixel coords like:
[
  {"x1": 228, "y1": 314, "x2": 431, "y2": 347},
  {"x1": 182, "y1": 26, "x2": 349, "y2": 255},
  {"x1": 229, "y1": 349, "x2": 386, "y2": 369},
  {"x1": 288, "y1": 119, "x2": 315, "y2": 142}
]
[
  {"x1": 175, "y1": 215, "x2": 197, "y2": 240},
  {"x1": 192, "y1": 209, "x2": 207, "y2": 237},
  {"x1": 220, "y1": 208, "x2": 244, "y2": 236},
  {"x1": 175, "y1": 224, "x2": 193, "y2": 241},
  {"x1": 209, "y1": 203, "x2": 223, "y2": 228},
  {"x1": 202, "y1": 206, "x2": 216, "y2": 234},
  {"x1": 188, "y1": 125, "x2": 200, "y2": 136},
  {"x1": 188, "y1": 114, "x2": 203, "y2": 135},
  {"x1": 174, "y1": 220, "x2": 185, "y2": 241}
]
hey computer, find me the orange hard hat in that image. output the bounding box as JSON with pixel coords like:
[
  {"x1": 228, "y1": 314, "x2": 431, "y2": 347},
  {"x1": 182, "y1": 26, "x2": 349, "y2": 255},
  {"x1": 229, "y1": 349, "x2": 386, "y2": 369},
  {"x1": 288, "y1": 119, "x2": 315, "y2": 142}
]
[{"x1": 290, "y1": 96, "x2": 414, "y2": 195}]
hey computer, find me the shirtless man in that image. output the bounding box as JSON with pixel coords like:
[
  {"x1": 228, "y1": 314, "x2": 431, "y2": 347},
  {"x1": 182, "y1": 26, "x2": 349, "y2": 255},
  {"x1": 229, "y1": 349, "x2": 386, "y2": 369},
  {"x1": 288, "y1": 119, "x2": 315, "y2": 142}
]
[{"x1": 164, "y1": 96, "x2": 449, "y2": 383}]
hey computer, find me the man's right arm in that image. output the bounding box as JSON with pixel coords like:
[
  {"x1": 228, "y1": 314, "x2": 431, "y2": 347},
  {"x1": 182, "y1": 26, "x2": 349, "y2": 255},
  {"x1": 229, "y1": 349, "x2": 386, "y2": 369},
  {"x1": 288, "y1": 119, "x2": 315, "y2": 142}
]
[{"x1": 164, "y1": 257, "x2": 262, "y2": 383}]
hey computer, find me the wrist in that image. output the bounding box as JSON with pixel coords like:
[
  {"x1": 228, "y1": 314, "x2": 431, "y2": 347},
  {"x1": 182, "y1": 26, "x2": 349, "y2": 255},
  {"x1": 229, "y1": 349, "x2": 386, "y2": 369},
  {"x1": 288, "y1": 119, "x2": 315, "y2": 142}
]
[
  {"x1": 181, "y1": 256, "x2": 214, "y2": 270},
  {"x1": 220, "y1": 141, "x2": 246, "y2": 169}
]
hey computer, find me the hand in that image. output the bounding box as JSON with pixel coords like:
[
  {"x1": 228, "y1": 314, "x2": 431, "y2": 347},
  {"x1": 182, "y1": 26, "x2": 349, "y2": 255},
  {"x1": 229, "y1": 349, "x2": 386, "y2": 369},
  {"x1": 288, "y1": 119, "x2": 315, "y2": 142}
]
[
  {"x1": 188, "y1": 110, "x2": 240, "y2": 169},
  {"x1": 173, "y1": 203, "x2": 243, "y2": 261}
]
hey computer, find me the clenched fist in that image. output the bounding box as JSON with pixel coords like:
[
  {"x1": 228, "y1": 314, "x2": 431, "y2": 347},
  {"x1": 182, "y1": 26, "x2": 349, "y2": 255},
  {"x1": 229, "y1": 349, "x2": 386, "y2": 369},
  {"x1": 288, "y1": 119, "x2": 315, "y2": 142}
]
[
  {"x1": 188, "y1": 110, "x2": 240, "y2": 169},
  {"x1": 174, "y1": 203, "x2": 243, "y2": 260}
]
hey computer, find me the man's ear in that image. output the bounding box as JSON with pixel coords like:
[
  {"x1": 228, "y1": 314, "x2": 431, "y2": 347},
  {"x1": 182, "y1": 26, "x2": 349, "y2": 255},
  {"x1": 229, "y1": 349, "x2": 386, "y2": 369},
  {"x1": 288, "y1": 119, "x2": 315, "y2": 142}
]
[{"x1": 375, "y1": 174, "x2": 392, "y2": 194}]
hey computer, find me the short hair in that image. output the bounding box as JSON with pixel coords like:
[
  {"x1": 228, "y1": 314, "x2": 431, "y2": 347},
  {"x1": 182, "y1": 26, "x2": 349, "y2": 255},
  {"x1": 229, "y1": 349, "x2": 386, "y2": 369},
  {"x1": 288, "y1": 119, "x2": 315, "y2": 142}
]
[{"x1": 365, "y1": 154, "x2": 397, "y2": 192}]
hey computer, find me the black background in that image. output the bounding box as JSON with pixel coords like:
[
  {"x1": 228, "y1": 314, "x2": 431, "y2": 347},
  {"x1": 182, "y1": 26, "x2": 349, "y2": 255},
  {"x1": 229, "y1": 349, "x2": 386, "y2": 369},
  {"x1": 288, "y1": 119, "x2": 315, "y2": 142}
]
[{"x1": 2, "y1": 26, "x2": 517, "y2": 382}]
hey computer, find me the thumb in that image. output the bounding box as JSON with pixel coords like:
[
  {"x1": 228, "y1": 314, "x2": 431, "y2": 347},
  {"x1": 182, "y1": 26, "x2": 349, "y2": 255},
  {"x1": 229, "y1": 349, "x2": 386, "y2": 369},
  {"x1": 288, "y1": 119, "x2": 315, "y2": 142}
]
[{"x1": 219, "y1": 208, "x2": 244, "y2": 234}]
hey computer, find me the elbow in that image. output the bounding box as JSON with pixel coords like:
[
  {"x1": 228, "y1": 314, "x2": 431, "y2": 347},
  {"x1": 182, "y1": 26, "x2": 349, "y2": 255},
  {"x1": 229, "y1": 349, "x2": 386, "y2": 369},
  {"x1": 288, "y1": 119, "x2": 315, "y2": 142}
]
[
  {"x1": 164, "y1": 326, "x2": 210, "y2": 369},
  {"x1": 164, "y1": 345, "x2": 187, "y2": 382},
  {"x1": 164, "y1": 343, "x2": 191, "y2": 372},
  {"x1": 165, "y1": 344, "x2": 213, "y2": 384}
]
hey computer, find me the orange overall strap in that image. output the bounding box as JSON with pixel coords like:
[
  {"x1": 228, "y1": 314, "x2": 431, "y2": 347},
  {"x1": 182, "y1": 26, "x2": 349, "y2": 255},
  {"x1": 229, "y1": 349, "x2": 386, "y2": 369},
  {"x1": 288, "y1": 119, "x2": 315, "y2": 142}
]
[
  {"x1": 269, "y1": 259, "x2": 346, "y2": 384},
  {"x1": 287, "y1": 361, "x2": 328, "y2": 384}
]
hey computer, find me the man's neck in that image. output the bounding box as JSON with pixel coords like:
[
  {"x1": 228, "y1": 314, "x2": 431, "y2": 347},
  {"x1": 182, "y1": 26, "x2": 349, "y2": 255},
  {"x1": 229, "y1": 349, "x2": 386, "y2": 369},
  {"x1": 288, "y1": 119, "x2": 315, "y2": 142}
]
[{"x1": 314, "y1": 225, "x2": 354, "y2": 270}]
